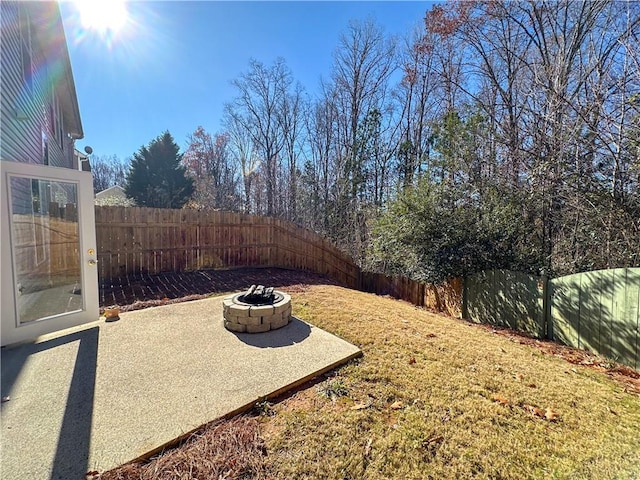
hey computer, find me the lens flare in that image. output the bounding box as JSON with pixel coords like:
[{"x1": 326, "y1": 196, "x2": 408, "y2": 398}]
[{"x1": 76, "y1": 0, "x2": 128, "y2": 34}]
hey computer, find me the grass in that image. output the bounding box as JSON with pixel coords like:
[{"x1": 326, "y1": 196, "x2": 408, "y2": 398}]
[
  {"x1": 264, "y1": 286, "x2": 640, "y2": 479},
  {"x1": 101, "y1": 285, "x2": 640, "y2": 480}
]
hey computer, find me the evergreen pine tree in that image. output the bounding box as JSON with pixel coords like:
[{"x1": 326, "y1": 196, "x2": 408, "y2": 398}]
[{"x1": 125, "y1": 131, "x2": 194, "y2": 208}]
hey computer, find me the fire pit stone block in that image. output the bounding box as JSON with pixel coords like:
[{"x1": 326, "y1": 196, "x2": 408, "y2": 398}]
[
  {"x1": 224, "y1": 320, "x2": 246, "y2": 333},
  {"x1": 246, "y1": 323, "x2": 271, "y2": 333},
  {"x1": 244, "y1": 316, "x2": 262, "y2": 327},
  {"x1": 249, "y1": 305, "x2": 275, "y2": 317},
  {"x1": 222, "y1": 290, "x2": 292, "y2": 333}
]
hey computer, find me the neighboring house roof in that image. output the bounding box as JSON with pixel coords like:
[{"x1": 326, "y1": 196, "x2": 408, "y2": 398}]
[{"x1": 95, "y1": 185, "x2": 127, "y2": 200}]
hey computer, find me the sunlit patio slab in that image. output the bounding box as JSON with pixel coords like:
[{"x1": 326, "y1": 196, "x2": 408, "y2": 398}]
[{"x1": 1, "y1": 296, "x2": 361, "y2": 480}]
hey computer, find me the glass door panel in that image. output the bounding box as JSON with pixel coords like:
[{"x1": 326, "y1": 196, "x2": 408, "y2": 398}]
[{"x1": 10, "y1": 177, "x2": 83, "y2": 323}]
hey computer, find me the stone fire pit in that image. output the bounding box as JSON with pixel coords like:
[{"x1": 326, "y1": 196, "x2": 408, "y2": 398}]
[{"x1": 223, "y1": 285, "x2": 292, "y2": 333}]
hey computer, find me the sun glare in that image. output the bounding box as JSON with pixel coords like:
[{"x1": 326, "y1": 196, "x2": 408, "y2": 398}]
[{"x1": 76, "y1": 0, "x2": 128, "y2": 33}]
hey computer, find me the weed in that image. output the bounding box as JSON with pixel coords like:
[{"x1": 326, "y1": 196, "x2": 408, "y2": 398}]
[
  {"x1": 318, "y1": 378, "x2": 350, "y2": 400},
  {"x1": 254, "y1": 399, "x2": 276, "y2": 417}
]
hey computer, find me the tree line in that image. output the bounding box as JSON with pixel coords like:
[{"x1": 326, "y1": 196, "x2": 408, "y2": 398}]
[{"x1": 92, "y1": 0, "x2": 640, "y2": 280}]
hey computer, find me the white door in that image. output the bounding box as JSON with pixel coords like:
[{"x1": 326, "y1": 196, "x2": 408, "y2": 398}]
[{"x1": 1, "y1": 161, "x2": 98, "y2": 346}]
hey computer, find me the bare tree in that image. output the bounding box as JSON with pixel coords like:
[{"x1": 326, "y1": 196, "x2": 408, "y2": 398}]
[
  {"x1": 224, "y1": 108, "x2": 260, "y2": 214},
  {"x1": 226, "y1": 58, "x2": 293, "y2": 216},
  {"x1": 329, "y1": 18, "x2": 397, "y2": 262},
  {"x1": 302, "y1": 82, "x2": 340, "y2": 234},
  {"x1": 279, "y1": 81, "x2": 306, "y2": 222},
  {"x1": 182, "y1": 126, "x2": 240, "y2": 210},
  {"x1": 395, "y1": 26, "x2": 440, "y2": 188},
  {"x1": 91, "y1": 154, "x2": 129, "y2": 192}
]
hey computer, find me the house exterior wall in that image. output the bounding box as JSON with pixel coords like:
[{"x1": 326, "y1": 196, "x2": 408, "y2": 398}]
[{"x1": 0, "y1": 1, "x2": 80, "y2": 168}]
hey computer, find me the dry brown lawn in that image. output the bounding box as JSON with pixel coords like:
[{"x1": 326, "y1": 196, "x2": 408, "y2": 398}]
[{"x1": 99, "y1": 285, "x2": 640, "y2": 480}]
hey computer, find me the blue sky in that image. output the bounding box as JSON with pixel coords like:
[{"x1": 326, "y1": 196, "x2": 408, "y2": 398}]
[{"x1": 60, "y1": 1, "x2": 430, "y2": 160}]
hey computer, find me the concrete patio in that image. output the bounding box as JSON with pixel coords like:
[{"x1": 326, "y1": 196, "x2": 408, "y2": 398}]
[{"x1": 0, "y1": 296, "x2": 361, "y2": 480}]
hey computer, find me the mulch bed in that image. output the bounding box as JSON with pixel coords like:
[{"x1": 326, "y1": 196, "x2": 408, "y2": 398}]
[
  {"x1": 99, "y1": 267, "x2": 340, "y2": 312},
  {"x1": 92, "y1": 416, "x2": 267, "y2": 480}
]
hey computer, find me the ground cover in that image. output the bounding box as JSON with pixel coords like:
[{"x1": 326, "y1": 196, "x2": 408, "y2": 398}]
[{"x1": 98, "y1": 284, "x2": 640, "y2": 480}]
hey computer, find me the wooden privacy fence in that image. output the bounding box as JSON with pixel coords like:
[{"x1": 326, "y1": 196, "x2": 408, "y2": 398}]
[
  {"x1": 465, "y1": 268, "x2": 640, "y2": 369},
  {"x1": 94, "y1": 207, "x2": 462, "y2": 314},
  {"x1": 549, "y1": 268, "x2": 640, "y2": 369},
  {"x1": 465, "y1": 270, "x2": 546, "y2": 339},
  {"x1": 95, "y1": 207, "x2": 360, "y2": 288},
  {"x1": 94, "y1": 207, "x2": 639, "y2": 368},
  {"x1": 12, "y1": 213, "x2": 80, "y2": 291},
  {"x1": 361, "y1": 272, "x2": 463, "y2": 318}
]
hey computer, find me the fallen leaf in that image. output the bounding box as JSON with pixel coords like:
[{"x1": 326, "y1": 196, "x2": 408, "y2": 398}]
[
  {"x1": 523, "y1": 404, "x2": 545, "y2": 418},
  {"x1": 527, "y1": 383, "x2": 537, "y2": 388},
  {"x1": 351, "y1": 403, "x2": 368, "y2": 410},
  {"x1": 545, "y1": 408, "x2": 559, "y2": 421},
  {"x1": 390, "y1": 400, "x2": 404, "y2": 410},
  {"x1": 408, "y1": 357, "x2": 416, "y2": 365},
  {"x1": 492, "y1": 394, "x2": 510, "y2": 406}
]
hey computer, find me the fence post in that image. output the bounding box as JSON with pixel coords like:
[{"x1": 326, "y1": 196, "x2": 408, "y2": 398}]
[{"x1": 542, "y1": 275, "x2": 550, "y2": 339}]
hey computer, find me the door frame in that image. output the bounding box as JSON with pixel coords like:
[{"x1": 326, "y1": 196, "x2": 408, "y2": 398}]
[{"x1": 1, "y1": 160, "x2": 98, "y2": 346}]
